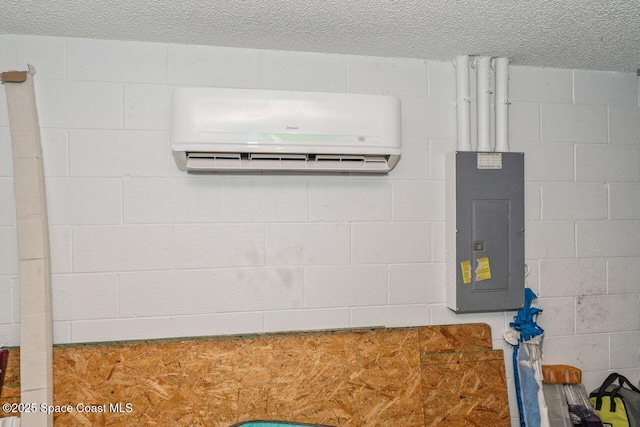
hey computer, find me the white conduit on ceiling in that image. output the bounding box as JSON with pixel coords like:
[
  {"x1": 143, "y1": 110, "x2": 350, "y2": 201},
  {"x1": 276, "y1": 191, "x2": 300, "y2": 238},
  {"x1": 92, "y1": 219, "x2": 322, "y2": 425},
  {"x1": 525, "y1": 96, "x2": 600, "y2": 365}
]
[
  {"x1": 495, "y1": 57, "x2": 510, "y2": 152},
  {"x1": 475, "y1": 56, "x2": 492, "y2": 152},
  {"x1": 454, "y1": 55, "x2": 509, "y2": 153},
  {"x1": 454, "y1": 55, "x2": 471, "y2": 151}
]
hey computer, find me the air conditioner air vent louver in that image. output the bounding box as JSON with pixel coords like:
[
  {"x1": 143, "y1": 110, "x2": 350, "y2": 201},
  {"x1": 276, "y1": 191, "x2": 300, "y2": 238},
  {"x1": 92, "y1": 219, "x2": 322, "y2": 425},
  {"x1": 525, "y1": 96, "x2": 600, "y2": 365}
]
[{"x1": 185, "y1": 152, "x2": 391, "y2": 172}]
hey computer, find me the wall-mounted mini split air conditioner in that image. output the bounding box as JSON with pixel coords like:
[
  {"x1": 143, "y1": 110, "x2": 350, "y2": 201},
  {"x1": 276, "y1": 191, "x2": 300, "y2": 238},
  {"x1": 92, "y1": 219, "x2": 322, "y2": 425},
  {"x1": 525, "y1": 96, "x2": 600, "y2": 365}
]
[{"x1": 171, "y1": 87, "x2": 402, "y2": 173}]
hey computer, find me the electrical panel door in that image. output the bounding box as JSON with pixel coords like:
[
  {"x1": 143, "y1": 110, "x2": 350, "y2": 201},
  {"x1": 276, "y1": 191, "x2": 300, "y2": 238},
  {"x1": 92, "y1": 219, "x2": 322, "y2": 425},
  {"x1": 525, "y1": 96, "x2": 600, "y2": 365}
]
[{"x1": 446, "y1": 151, "x2": 525, "y2": 313}]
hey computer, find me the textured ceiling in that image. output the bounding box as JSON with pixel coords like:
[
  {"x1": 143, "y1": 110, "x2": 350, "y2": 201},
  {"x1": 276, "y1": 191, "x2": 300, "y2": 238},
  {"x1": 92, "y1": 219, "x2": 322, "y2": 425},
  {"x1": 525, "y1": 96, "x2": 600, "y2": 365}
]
[{"x1": 1, "y1": 0, "x2": 639, "y2": 72}]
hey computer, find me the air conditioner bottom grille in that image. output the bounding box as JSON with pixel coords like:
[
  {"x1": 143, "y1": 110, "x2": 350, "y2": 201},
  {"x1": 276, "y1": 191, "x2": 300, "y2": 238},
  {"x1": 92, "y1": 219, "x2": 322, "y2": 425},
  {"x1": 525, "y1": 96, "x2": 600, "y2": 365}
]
[{"x1": 185, "y1": 153, "x2": 390, "y2": 172}]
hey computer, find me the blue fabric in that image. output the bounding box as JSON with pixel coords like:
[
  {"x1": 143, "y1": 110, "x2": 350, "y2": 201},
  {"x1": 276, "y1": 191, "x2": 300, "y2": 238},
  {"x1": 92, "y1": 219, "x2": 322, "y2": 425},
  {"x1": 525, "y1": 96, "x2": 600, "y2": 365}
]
[
  {"x1": 512, "y1": 344, "x2": 526, "y2": 427},
  {"x1": 509, "y1": 289, "x2": 544, "y2": 341},
  {"x1": 510, "y1": 289, "x2": 545, "y2": 427},
  {"x1": 520, "y1": 363, "x2": 541, "y2": 427}
]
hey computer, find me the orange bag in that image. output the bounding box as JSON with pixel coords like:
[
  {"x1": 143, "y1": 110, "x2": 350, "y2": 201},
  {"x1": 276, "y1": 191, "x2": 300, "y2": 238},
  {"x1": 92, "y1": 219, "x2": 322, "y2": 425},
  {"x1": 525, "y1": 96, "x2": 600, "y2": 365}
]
[{"x1": 542, "y1": 364, "x2": 582, "y2": 384}]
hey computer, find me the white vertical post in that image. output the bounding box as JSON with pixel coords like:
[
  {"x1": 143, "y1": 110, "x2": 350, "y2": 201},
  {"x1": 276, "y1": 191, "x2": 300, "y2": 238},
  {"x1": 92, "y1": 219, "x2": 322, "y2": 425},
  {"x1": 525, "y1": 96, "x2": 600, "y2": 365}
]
[
  {"x1": 455, "y1": 55, "x2": 471, "y2": 151},
  {"x1": 476, "y1": 56, "x2": 492, "y2": 152},
  {"x1": 495, "y1": 57, "x2": 510, "y2": 152},
  {"x1": 2, "y1": 66, "x2": 54, "y2": 427}
]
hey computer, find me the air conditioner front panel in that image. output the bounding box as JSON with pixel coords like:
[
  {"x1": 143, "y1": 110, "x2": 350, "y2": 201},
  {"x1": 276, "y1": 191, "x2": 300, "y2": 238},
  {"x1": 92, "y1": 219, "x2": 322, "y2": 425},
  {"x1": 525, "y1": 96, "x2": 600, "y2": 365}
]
[{"x1": 172, "y1": 87, "x2": 401, "y2": 173}]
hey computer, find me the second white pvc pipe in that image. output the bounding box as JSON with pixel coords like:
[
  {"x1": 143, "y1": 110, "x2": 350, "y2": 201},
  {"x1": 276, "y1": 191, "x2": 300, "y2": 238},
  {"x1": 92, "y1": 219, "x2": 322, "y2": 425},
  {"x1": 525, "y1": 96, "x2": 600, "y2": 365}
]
[
  {"x1": 476, "y1": 56, "x2": 492, "y2": 152},
  {"x1": 495, "y1": 57, "x2": 509, "y2": 152}
]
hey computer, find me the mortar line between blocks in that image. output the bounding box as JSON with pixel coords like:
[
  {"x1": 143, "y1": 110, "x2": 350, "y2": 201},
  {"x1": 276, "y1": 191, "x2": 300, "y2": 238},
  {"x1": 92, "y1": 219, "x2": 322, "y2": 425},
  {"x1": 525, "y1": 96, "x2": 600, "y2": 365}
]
[{"x1": 538, "y1": 104, "x2": 542, "y2": 142}]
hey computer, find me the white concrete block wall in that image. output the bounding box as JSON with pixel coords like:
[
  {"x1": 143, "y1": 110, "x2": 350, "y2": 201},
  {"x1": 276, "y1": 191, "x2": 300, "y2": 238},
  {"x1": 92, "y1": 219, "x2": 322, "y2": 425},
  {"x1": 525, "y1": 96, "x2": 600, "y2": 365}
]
[
  {"x1": 264, "y1": 308, "x2": 350, "y2": 333},
  {"x1": 173, "y1": 224, "x2": 264, "y2": 268},
  {"x1": 37, "y1": 80, "x2": 123, "y2": 129},
  {"x1": 388, "y1": 263, "x2": 446, "y2": 304},
  {"x1": 352, "y1": 222, "x2": 430, "y2": 264},
  {"x1": 347, "y1": 56, "x2": 427, "y2": 96},
  {"x1": 49, "y1": 227, "x2": 72, "y2": 274},
  {"x1": 541, "y1": 182, "x2": 608, "y2": 220},
  {"x1": 220, "y1": 176, "x2": 308, "y2": 222},
  {"x1": 119, "y1": 270, "x2": 216, "y2": 317},
  {"x1": 539, "y1": 258, "x2": 607, "y2": 297},
  {"x1": 51, "y1": 274, "x2": 119, "y2": 321},
  {"x1": 123, "y1": 177, "x2": 219, "y2": 224},
  {"x1": 66, "y1": 39, "x2": 168, "y2": 84},
  {"x1": 215, "y1": 267, "x2": 304, "y2": 312},
  {"x1": 69, "y1": 130, "x2": 169, "y2": 177},
  {"x1": 609, "y1": 106, "x2": 640, "y2": 144},
  {"x1": 167, "y1": 44, "x2": 260, "y2": 88},
  {"x1": 72, "y1": 226, "x2": 173, "y2": 272},
  {"x1": 260, "y1": 50, "x2": 347, "y2": 92},
  {"x1": 1, "y1": 35, "x2": 640, "y2": 426},
  {"x1": 576, "y1": 144, "x2": 640, "y2": 182},
  {"x1": 508, "y1": 66, "x2": 573, "y2": 103},
  {"x1": 510, "y1": 63, "x2": 640, "y2": 418},
  {"x1": 264, "y1": 223, "x2": 351, "y2": 266},
  {"x1": 573, "y1": 70, "x2": 638, "y2": 106},
  {"x1": 308, "y1": 179, "x2": 392, "y2": 221},
  {"x1": 540, "y1": 104, "x2": 608, "y2": 143},
  {"x1": 47, "y1": 179, "x2": 122, "y2": 225}
]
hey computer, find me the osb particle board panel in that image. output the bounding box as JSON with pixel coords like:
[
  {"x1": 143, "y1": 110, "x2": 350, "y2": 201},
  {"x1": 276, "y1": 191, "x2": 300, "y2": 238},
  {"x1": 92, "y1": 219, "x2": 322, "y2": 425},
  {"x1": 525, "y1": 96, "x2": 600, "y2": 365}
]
[
  {"x1": 421, "y1": 351, "x2": 510, "y2": 426},
  {"x1": 0, "y1": 348, "x2": 20, "y2": 406},
  {"x1": 0, "y1": 324, "x2": 509, "y2": 426},
  {"x1": 419, "y1": 323, "x2": 493, "y2": 354}
]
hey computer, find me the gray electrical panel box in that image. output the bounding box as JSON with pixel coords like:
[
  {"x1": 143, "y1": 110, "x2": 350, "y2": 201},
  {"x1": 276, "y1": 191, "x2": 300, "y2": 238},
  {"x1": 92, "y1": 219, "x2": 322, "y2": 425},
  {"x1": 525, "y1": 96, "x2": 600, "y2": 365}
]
[{"x1": 446, "y1": 151, "x2": 525, "y2": 313}]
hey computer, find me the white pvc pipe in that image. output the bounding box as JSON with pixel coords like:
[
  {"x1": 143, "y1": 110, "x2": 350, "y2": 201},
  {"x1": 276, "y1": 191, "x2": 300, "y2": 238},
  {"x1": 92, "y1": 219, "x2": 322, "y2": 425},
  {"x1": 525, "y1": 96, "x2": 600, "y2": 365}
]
[
  {"x1": 495, "y1": 57, "x2": 509, "y2": 152},
  {"x1": 475, "y1": 56, "x2": 492, "y2": 152},
  {"x1": 455, "y1": 55, "x2": 471, "y2": 151}
]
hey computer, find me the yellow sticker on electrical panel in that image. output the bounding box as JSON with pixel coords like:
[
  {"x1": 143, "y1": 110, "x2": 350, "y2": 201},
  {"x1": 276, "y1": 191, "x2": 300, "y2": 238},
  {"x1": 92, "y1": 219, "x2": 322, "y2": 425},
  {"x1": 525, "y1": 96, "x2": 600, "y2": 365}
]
[
  {"x1": 476, "y1": 257, "x2": 492, "y2": 281},
  {"x1": 460, "y1": 260, "x2": 472, "y2": 284}
]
